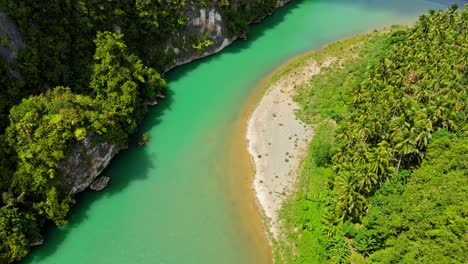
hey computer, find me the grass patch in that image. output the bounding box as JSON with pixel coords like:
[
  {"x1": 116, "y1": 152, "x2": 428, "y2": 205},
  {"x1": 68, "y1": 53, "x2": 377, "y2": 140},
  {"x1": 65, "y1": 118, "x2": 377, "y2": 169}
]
[
  {"x1": 274, "y1": 122, "x2": 335, "y2": 263},
  {"x1": 294, "y1": 29, "x2": 394, "y2": 124},
  {"x1": 252, "y1": 30, "x2": 391, "y2": 103}
]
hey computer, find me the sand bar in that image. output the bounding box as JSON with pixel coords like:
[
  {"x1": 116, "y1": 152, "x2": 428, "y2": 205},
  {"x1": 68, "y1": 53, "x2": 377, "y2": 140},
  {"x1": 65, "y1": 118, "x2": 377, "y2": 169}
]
[{"x1": 246, "y1": 58, "x2": 332, "y2": 238}]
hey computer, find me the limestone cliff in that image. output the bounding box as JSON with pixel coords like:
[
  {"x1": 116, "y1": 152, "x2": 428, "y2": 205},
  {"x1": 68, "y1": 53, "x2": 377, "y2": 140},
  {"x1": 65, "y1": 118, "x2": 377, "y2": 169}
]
[
  {"x1": 57, "y1": 135, "x2": 118, "y2": 194},
  {"x1": 0, "y1": 11, "x2": 23, "y2": 63},
  {"x1": 0, "y1": 10, "x2": 23, "y2": 79},
  {"x1": 164, "y1": 5, "x2": 233, "y2": 71},
  {"x1": 164, "y1": 0, "x2": 292, "y2": 71}
]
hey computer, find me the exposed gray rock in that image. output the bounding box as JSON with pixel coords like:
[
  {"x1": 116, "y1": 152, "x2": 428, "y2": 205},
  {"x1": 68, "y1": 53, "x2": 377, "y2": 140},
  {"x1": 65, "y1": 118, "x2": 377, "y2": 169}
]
[
  {"x1": 29, "y1": 236, "x2": 44, "y2": 247},
  {"x1": 145, "y1": 99, "x2": 158, "y2": 106},
  {"x1": 0, "y1": 11, "x2": 23, "y2": 63},
  {"x1": 57, "y1": 135, "x2": 118, "y2": 194},
  {"x1": 90, "y1": 176, "x2": 110, "y2": 191},
  {"x1": 164, "y1": 0, "x2": 292, "y2": 72},
  {"x1": 277, "y1": 0, "x2": 291, "y2": 7},
  {"x1": 163, "y1": 4, "x2": 233, "y2": 71}
]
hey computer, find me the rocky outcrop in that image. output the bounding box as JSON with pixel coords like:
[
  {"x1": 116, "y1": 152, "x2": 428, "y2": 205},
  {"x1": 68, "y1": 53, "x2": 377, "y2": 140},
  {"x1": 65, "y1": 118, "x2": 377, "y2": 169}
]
[
  {"x1": 28, "y1": 235, "x2": 44, "y2": 247},
  {"x1": 90, "y1": 176, "x2": 110, "y2": 191},
  {"x1": 276, "y1": 0, "x2": 291, "y2": 7},
  {"x1": 163, "y1": 5, "x2": 234, "y2": 71},
  {"x1": 57, "y1": 135, "x2": 118, "y2": 194},
  {"x1": 0, "y1": 11, "x2": 23, "y2": 63},
  {"x1": 164, "y1": 0, "x2": 293, "y2": 71}
]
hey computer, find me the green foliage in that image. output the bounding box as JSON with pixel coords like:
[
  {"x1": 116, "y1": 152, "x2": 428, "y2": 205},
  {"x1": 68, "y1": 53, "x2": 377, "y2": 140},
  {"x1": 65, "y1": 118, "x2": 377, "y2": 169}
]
[
  {"x1": 192, "y1": 38, "x2": 215, "y2": 51},
  {"x1": 1, "y1": 0, "x2": 96, "y2": 92},
  {"x1": 282, "y1": 5, "x2": 468, "y2": 264},
  {"x1": 91, "y1": 31, "x2": 166, "y2": 137},
  {"x1": 0, "y1": 1, "x2": 277, "y2": 261},
  {"x1": 275, "y1": 122, "x2": 337, "y2": 263},
  {"x1": 0, "y1": 206, "x2": 38, "y2": 263},
  {"x1": 0, "y1": 29, "x2": 166, "y2": 257},
  {"x1": 0, "y1": 132, "x2": 17, "y2": 194},
  {"x1": 330, "y1": 6, "x2": 467, "y2": 221},
  {"x1": 2, "y1": 87, "x2": 111, "y2": 253},
  {"x1": 91, "y1": 32, "x2": 144, "y2": 135},
  {"x1": 136, "y1": 0, "x2": 188, "y2": 28},
  {"x1": 0, "y1": 0, "x2": 186, "y2": 97},
  {"x1": 310, "y1": 122, "x2": 336, "y2": 167},
  {"x1": 7, "y1": 87, "x2": 110, "y2": 191},
  {"x1": 33, "y1": 188, "x2": 74, "y2": 226},
  {"x1": 295, "y1": 32, "x2": 392, "y2": 124},
  {"x1": 138, "y1": 132, "x2": 150, "y2": 146},
  {"x1": 354, "y1": 128, "x2": 468, "y2": 263},
  {"x1": 276, "y1": 31, "x2": 385, "y2": 264},
  {"x1": 0, "y1": 36, "x2": 8, "y2": 47}
]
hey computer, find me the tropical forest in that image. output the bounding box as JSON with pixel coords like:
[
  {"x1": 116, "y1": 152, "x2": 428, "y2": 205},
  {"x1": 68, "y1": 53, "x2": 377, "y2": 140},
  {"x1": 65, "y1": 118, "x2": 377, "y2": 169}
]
[
  {"x1": 0, "y1": 0, "x2": 466, "y2": 263},
  {"x1": 277, "y1": 4, "x2": 467, "y2": 263}
]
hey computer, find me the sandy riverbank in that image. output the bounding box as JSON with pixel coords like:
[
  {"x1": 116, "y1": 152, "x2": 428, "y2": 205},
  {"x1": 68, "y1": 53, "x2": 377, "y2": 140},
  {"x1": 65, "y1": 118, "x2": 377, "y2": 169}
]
[{"x1": 245, "y1": 56, "x2": 334, "y2": 239}]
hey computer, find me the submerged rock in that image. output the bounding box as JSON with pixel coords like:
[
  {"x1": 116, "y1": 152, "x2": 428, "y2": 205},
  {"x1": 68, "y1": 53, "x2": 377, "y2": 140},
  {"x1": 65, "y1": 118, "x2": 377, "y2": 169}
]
[
  {"x1": 57, "y1": 135, "x2": 118, "y2": 194},
  {"x1": 90, "y1": 176, "x2": 110, "y2": 191},
  {"x1": 29, "y1": 236, "x2": 44, "y2": 247},
  {"x1": 145, "y1": 99, "x2": 158, "y2": 106}
]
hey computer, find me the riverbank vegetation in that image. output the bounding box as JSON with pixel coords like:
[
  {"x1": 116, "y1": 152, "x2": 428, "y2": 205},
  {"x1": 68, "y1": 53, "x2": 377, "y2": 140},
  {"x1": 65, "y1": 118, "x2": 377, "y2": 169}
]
[
  {"x1": 0, "y1": 1, "x2": 282, "y2": 262},
  {"x1": 277, "y1": 5, "x2": 467, "y2": 263}
]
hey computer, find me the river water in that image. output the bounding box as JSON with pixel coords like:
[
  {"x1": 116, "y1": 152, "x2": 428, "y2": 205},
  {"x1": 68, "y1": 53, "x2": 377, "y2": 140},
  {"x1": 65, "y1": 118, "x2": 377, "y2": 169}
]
[{"x1": 25, "y1": 1, "x2": 445, "y2": 263}]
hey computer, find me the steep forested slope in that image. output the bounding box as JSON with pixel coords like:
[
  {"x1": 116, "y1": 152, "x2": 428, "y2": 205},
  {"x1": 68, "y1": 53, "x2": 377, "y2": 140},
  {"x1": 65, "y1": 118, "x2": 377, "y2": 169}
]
[
  {"x1": 278, "y1": 5, "x2": 467, "y2": 263},
  {"x1": 354, "y1": 128, "x2": 467, "y2": 263}
]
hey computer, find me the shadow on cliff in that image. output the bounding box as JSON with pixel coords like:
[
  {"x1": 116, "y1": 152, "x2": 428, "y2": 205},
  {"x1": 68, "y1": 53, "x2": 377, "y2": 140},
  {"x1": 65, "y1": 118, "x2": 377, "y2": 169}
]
[{"x1": 23, "y1": 90, "x2": 175, "y2": 263}]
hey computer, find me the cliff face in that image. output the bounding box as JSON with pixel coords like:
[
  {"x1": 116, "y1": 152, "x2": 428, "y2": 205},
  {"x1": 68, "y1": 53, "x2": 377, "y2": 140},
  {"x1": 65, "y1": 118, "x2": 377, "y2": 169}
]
[
  {"x1": 164, "y1": 0, "x2": 292, "y2": 71},
  {"x1": 0, "y1": 11, "x2": 23, "y2": 63},
  {"x1": 57, "y1": 135, "x2": 118, "y2": 194},
  {"x1": 163, "y1": 5, "x2": 232, "y2": 71},
  {"x1": 0, "y1": 10, "x2": 23, "y2": 79},
  {"x1": 0, "y1": 0, "x2": 292, "y2": 194}
]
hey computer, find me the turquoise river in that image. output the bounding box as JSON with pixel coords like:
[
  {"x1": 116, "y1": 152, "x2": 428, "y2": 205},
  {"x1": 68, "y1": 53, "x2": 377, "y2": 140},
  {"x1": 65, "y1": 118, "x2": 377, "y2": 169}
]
[{"x1": 25, "y1": 0, "x2": 446, "y2": 263}]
